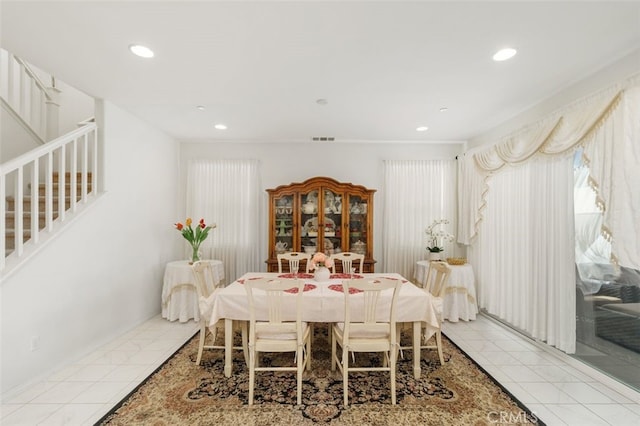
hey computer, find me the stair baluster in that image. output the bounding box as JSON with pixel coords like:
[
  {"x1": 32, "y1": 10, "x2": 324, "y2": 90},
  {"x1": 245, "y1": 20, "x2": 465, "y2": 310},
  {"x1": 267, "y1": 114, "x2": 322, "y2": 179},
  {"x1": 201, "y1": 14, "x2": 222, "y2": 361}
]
[{"x1": 1, "y1": 123, "x2": 98, "y2": 275}]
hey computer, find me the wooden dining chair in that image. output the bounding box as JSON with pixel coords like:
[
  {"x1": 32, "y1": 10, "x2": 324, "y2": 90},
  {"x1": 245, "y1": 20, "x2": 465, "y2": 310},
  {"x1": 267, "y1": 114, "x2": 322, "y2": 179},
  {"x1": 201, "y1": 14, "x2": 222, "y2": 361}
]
[
  {"x1": 331, "y1": 278, "x2": 402, "y2": 406},
  {"x1": 277, "y1": 252, "x2": 311, "y2": 273},
  {"x1": 329, "y1": 252, "x2": 364, "y2": 274},
  {"x1": 398, "y1": 261, "x2": 450, "y2": 365},
  {"x1": 191, "y1": 261, "x2": 247, "y2": 366},
  {"x1": 244, "y1": 278, "x2": 311, "y2": 405}
]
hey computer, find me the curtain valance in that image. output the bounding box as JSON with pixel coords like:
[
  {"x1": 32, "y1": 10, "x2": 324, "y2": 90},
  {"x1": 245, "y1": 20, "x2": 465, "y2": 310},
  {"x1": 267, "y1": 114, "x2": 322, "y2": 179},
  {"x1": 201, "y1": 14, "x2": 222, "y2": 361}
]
[
  {"x1": 459, "y1": 74, "x2": 640, "y2": 271},
  {"x1": 471, "y1": 87, "x2": 624, "y2": 172}
]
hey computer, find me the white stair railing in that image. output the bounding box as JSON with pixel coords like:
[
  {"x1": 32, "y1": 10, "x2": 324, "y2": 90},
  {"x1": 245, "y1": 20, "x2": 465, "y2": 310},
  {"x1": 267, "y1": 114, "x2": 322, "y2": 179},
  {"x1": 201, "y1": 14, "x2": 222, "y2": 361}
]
[
  {"x1": 0, "y1": 48, "x2": 57, "y2": 142},
  {"x1": 1, "y1": 122, "x2": 98, "y2": 273}
]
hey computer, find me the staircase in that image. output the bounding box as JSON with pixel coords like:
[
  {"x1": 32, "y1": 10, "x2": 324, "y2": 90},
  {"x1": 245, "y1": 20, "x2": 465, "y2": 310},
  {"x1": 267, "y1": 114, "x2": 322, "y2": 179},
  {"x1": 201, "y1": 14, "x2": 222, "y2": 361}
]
[
  {"x1": 0, "y1": 48, "x2": 58, "y2": 143},
  {"x1": 1, "y1": 48, "x2": 99, "y2": 278},
  {"x1": 4, "y1": 172, "x2": 92, "y2": 256},
  {"x1": 1, "y1": 122, "x2": 98, "y2": 277}
]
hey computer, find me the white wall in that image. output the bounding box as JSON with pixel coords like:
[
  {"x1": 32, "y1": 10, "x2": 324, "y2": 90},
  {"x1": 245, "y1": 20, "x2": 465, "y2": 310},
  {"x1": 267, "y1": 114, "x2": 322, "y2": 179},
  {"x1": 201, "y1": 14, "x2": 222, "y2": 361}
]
[
  {"x1": 0, "y1": 101, "x2": 181, "y2": 394},
  {"x1": 180, "y1": 141, "x2": 465, "y2": 270},
  {"x1": 0, "y1": 104, "x2": 41, "y2": 162},
  {"x1": 30, "y1": 63, "x2": 95, "y2": 136},
  {"x1": 55, "y1": 78, "x2": 95, "y2": 135},
  {"x1": 468, "y1": 48, "x2": 640, "y2": 149}
]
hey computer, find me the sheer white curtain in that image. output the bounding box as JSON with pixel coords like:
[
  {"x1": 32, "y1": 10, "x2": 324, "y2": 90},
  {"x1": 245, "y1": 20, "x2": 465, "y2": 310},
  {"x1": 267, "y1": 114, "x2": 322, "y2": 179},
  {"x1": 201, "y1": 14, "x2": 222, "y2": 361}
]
[
  {"x1": 574, "y1": 162, "x2": 611, "y2": 265},
  {"x1": 469, "y1": 156, "x2": 576, "y2": 353},
  {"x1": 457, "y1": 75, "x2": 639, "y2": 355},
  {"x1": 186, "y1": 159, "x2": 265, "y2": 282},
  {"x1": 581, "y1": 85, "x2": 640, "y2": 270},
  {"x1": 382, "y1": 160, "x2": 457, "y2": 279},
  {"x1": 459, "y1": 75, "x2": 640, "y2": 271}
]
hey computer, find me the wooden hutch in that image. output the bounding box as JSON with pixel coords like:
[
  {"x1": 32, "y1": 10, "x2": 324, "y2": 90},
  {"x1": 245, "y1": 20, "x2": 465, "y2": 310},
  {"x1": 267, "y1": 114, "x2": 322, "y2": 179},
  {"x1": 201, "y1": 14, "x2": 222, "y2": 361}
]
[{"x1": 266, "y1": 176, "x2": 376, "y2": 272}]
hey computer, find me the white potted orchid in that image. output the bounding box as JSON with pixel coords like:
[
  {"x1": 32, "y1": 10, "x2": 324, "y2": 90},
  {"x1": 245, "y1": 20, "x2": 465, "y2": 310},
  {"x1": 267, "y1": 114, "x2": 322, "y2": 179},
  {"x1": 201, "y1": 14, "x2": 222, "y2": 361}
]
[{"x1": 425, "y1": 219, "x2": 454, "y2": 261}]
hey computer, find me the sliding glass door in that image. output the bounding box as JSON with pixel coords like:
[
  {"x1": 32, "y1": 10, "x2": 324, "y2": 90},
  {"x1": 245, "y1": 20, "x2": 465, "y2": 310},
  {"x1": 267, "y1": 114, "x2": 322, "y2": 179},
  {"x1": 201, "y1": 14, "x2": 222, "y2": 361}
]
[{"x1": 573, "y1": 150, "x2": 640, "y2": 391}]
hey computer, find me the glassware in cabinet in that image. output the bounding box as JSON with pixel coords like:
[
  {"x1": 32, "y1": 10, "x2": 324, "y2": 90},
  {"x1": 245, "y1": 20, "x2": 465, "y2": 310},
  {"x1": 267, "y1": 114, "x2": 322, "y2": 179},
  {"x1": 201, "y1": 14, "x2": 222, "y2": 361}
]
[
  {"x1": 273, "y1": 195, "x2": 294, "y2": 256},
  {"x1": 348, "y1": 195, "x2": 368, "y2": 256},
  {"x1": 321, "y1": 189, "x2": 343, "y2": 256},
  {"x1": 300, "y1": 190, "x2": 319, "y2": 255}
]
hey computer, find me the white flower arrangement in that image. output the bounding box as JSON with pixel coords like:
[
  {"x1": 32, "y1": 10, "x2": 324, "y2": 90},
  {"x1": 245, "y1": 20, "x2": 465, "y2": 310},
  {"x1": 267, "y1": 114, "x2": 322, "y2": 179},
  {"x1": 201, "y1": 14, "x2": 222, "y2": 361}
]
[{"x1": 425, "y1": 219, "x2": 454, "y2": 253}]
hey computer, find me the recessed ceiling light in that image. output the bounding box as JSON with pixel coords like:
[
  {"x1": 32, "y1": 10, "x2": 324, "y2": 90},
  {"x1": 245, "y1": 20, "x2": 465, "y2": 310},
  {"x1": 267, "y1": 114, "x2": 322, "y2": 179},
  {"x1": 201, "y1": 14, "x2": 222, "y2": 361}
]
[
  {"x1": 416, "y1": 126, "x2": 429, "y2": 132},
  {"x1": 439, "y1": 107, "x2": 448, "y2": 112},
  {"x1": 492, "y1": 48, "x2": 517, "y2": 62},
  {"x1": 214, "y1": 124, "x2": 227, "y2": 130},
  {"x1": 128, "y1": 44, "x2": 154, "y2": 58},
  {"x1": 196, "y1": 105, "x2": 205, "y2": 111}
]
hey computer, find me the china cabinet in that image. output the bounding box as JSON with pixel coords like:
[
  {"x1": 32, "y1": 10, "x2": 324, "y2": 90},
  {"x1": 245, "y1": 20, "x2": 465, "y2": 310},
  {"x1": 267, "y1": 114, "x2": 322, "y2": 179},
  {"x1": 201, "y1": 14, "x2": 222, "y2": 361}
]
[{"x1": 266, "y1": 177, "x2": 376, "y2": 272}]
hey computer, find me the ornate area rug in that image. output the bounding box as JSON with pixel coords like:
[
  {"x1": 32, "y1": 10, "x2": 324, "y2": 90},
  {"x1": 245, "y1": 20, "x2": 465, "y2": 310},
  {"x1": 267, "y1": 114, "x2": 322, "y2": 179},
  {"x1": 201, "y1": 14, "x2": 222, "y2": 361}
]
[{"x1": 99, "y1": 324, "x2": 541, "y2": 425}]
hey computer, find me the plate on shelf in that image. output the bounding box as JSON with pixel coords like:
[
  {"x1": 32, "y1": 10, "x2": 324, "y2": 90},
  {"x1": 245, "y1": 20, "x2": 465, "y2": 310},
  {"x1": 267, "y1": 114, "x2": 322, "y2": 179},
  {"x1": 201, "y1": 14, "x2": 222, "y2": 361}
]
[{"x1": 303, "y1": 217, "x2": 335, "y2": 236}]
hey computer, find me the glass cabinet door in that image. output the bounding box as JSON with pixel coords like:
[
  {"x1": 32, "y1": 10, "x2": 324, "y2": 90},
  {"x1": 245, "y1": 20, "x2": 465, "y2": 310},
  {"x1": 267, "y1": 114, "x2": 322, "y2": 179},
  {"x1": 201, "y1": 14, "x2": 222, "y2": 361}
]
[
  {"x1": 273, "y1": 195, "x2": 294, "y2": 256},
  {"x1": 321, "y1": 189, "x2": 343, "y2": 256},
  {"x1": 348, "y1": 195, "x2": 368, "y2": 256},
  {"x1": 299, "y1": 190, "x2": 319, "y2": 255}
]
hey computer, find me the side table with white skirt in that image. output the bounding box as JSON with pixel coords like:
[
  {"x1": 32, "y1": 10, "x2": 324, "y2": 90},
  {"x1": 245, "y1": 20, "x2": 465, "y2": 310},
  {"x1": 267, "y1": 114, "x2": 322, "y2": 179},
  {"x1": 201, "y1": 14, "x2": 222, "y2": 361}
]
[
  {"x1": 414, "y1": 260, "x2": 478, "y2": 322},
  {"x1": 162, "y1": 259, "x2": 225, "y2": 322}
]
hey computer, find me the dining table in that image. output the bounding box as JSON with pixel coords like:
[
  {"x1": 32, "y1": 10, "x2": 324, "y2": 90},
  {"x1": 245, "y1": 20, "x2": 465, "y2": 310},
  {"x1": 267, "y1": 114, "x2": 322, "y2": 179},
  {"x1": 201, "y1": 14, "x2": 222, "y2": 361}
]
[
  {"x1": 414, "y1": 260, "x2": 478, "y2": 322},
  {"x1": 203, "y1": 272, "x2": 441, "y2": 379},
  {"x1": 162, "y1": 259, "x2": 224, "y2": 322}
]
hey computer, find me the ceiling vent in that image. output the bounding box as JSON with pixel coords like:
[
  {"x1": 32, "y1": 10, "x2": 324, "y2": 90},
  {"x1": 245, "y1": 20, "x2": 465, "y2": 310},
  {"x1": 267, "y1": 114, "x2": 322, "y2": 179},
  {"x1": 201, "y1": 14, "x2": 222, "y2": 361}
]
[{"x1": 311, "y1": 136, "x2": 335, "y2": 142}]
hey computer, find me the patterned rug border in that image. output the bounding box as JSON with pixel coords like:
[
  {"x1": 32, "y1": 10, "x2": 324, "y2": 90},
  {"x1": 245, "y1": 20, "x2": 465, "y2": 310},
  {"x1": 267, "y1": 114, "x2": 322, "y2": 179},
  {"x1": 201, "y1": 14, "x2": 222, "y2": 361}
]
[
  {"x1": 95, "y1": 328, "x2": 546, "y2": 425},
  {"x1": 442, "y1": 333, "x2": 546, "y2": 426}
]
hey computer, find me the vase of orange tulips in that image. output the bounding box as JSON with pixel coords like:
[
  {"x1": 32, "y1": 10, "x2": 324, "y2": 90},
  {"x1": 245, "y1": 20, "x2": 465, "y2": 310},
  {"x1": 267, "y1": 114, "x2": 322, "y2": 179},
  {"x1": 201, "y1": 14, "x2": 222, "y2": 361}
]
[{"x1": 174, "y1": 218, "x2": 216, "y2": 263}]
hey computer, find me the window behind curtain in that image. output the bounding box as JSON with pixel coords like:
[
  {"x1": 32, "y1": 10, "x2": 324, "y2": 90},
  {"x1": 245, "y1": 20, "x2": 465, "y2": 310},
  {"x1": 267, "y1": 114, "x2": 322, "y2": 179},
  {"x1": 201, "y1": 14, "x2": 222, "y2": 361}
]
[
  {"x1": 186, "y1": 159, "x2": 264, "y2": 281},
  {"x1": 382, "y1": 159, "x2": 457, "y2": 279}
]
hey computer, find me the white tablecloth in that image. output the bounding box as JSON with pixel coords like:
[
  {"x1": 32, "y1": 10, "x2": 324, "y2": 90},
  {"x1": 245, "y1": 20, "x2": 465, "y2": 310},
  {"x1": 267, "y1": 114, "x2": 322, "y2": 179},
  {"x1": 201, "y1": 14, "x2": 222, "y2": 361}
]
[
  {"x1": 162, "y1": 260, "x2": 224, "y2": 322},
  {"x1": 414, "y1": 260, "x2": 478, "y2": 322},
  {"x1": 205, "y1": 272, "x2": 440, "y2": 379}
]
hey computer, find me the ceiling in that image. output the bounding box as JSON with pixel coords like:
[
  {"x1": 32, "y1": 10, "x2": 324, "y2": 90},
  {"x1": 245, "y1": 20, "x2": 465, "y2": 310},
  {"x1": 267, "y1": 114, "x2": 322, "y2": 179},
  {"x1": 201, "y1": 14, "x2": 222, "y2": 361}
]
[{"x1": 2, "y1": 1, "x2": 639, "y2": 143}]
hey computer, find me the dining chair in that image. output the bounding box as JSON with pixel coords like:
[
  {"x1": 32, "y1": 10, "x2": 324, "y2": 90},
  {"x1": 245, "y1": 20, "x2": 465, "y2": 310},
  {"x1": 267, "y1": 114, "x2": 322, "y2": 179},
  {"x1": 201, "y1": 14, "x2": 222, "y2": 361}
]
[
  {"x1": 331, "y1": 278, "x2": 402, "y2": 406},
  {"x1": 244, "y1": 278, "x2": 311, "y2": 405},
  {"x1": 399, "y1": 261, "x2": 450, "y2": 365},
  {"x1": 330, "y1": 252, "x2": 364, "y2": 274},
  {"x1": 191, "y1": 261, "x2": 248, "y2": 366},
  {"x1": 277, "y1": 252, "x2": 311, "y2": 274}
]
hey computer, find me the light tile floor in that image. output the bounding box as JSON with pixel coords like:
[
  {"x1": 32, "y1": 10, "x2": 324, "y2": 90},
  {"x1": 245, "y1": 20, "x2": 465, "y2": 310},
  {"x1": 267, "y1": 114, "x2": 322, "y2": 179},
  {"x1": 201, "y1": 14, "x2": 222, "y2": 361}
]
[
  {"x1": 443, "y1": 316, "x2": 640, "y2": 426},
  {"x1": 1, "y1": 314, "x2": 639, "y2": 425},
  {"x1": 0, "y1": 316, "x2": 199, "y2": 426}
]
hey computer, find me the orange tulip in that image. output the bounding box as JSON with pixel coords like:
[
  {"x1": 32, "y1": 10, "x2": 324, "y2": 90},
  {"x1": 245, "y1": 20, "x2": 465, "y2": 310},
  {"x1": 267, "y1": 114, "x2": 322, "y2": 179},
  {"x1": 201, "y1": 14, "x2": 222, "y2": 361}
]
[{"x1": 175, "y1": 218, "x2": 214, "y2": 262}]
